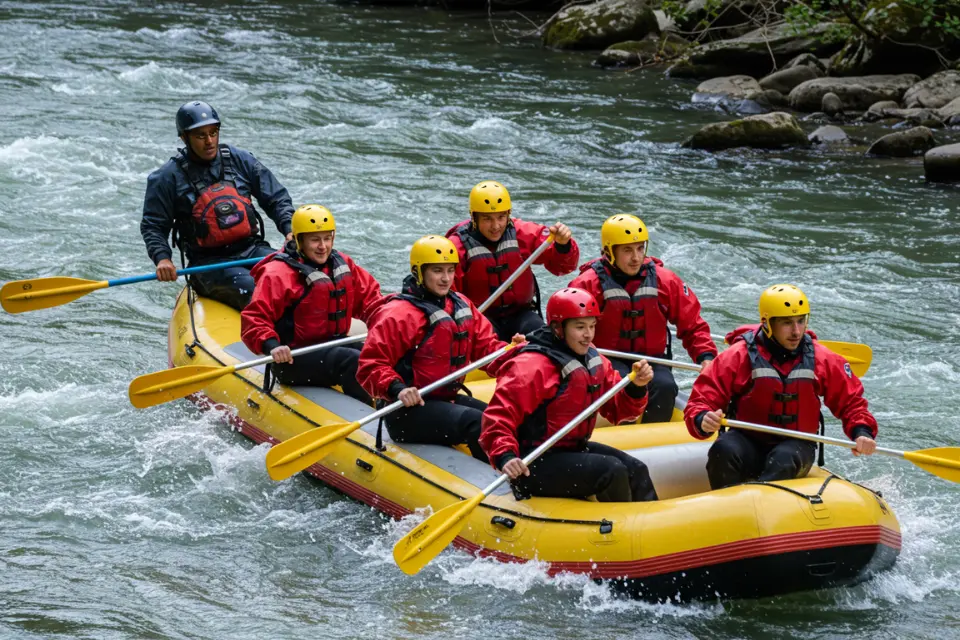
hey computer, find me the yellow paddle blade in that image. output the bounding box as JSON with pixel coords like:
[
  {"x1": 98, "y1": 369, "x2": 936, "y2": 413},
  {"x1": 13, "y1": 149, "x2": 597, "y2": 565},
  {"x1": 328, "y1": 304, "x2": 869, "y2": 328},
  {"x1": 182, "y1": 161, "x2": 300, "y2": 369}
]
[
  {"x1": 265, "y1": 421, "x2": 361, "y2": 481},
  {"x1": 393, "y1": 493, "x2": 484, "y2": 575},
  {"x1": 1, "y1": 277, "x2": 107, "y2": 314},
  {"x1": 128, "y1": 365, "x2": 234, "y2": 409},
  {"x1": 903, "y1": 447, "x2": 960, "y2": 484},
  {"x1": 819, "y1": 340, "x2": 872, "y2": 377}
]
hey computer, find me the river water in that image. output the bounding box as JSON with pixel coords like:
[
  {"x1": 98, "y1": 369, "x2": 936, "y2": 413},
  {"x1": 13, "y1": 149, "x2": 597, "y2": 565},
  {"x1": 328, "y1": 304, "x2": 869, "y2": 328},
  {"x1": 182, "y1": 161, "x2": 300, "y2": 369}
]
[{"x1": 1, "y1": 1, "x2": 959, "y2": 638}]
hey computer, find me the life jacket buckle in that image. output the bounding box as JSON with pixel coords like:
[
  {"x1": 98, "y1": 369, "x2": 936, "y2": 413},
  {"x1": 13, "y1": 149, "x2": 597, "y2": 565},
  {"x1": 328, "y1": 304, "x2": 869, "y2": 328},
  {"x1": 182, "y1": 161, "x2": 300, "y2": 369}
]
[
  {"x1": 620, "y1": 329, "x2": 644, "y2": 339},
  {"x1": 773, "y1": 392, "x2": 799, "y2": 402},
  {"x1": 769, "y1": 414, "x2": 798, "y2": 425},
  {"x1": 486, "y1": 264, "x2": 509, "y2": 274},
  {"x1": 622, "y1": 309, "x2": 644, "y2": 318},
  {"x1": 450, "y1": 355, "x2": 467, "y2": 366},
  {"x1": 453, "y1": 330, "x2": 469, "y2": 340},
  {"x1": 328, "y1": 309, "x2": 347, "y2": 320},
  {"x1": 329, "y1": 287, "x2": 347, "y2": 298}
]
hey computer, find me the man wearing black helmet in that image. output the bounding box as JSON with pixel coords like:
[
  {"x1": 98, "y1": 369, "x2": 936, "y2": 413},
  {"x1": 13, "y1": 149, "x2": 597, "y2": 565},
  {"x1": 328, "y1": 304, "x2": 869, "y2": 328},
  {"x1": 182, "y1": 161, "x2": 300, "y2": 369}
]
[{"x1": 139, "y1": 101, "x2": 295, "y2": 310}]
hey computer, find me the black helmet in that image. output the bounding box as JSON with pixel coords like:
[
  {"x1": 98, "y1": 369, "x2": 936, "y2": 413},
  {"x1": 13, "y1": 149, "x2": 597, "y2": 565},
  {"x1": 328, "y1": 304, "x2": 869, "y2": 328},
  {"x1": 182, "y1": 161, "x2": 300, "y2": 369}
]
[{"x1": 176, "y1": 101, "x2": 220, "y2": 136}]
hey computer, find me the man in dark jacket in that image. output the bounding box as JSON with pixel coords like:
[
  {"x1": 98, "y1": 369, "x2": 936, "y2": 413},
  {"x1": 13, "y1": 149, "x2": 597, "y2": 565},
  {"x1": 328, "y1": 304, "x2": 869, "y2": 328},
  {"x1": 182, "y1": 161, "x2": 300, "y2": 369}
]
[{"x1": 139, "y1": 101, "x2": 295, "y2": 310}]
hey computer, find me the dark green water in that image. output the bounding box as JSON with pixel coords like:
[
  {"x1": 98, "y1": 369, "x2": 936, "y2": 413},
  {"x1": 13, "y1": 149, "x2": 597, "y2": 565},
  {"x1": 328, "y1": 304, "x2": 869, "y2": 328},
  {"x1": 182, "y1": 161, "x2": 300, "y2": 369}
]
[{"x1": 1, "y1": 1, "x2": 959, "y2": 638}]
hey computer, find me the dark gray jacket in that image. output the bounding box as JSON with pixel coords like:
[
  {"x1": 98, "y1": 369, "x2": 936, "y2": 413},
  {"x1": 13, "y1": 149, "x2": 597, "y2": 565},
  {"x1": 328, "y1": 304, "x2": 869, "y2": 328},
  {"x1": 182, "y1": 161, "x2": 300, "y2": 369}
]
[{"x1": 139, "y1": 144, "x2": 294, "y2": 264}]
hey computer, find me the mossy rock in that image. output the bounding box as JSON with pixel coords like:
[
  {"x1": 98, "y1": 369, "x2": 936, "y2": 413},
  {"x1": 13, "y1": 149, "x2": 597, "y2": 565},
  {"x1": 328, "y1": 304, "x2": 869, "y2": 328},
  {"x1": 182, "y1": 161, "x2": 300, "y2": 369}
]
[
  {"x1": 595, "y1": 33, "x2": 689, "y2": 67},
  {"x1": 683, "y1": 112, "x2": 810, "y2": 151},
  {"x1": 543, "y1": 0, "x2": 659, "y2": 51}
]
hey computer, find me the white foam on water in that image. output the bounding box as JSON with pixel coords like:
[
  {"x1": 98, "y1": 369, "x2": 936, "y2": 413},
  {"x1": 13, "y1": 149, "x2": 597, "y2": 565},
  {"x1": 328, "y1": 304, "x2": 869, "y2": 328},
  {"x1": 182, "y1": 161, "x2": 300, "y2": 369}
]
[
  {"x1": 223, "y1": 29, "x2": 283, "y2": 45},
  {"x1": 50, "y1": 83, "x2": 99, "y2": 96},
  {"x1": 118, "y1": 61, "x2": 246, "y2": 93},
  {"x1": 467, "y1": 117, "x2": 517, "y2": 131},
  {"x1": 136, "y1": 26, "x2": 203, "y2": 41}
]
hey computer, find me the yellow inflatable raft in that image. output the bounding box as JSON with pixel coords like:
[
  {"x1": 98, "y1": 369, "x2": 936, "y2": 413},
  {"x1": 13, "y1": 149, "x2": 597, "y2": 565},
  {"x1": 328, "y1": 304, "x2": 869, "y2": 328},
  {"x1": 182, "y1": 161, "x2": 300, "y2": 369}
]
[{"x1": 167, "y1": 290, "x2": 900, "y2": 601}]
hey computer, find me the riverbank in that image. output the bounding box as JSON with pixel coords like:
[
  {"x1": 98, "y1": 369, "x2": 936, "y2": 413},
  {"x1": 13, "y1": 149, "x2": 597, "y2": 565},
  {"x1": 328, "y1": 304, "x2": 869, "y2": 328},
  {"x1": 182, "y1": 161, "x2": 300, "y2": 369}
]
[{"x1": 480, "y1": 0, "x2": 960, "y2": 181}]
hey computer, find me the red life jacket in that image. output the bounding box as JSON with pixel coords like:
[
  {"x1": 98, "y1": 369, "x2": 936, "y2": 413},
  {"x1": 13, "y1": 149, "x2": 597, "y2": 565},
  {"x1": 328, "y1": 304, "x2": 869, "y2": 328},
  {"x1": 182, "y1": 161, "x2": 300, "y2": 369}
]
[
  {"x1": 730, "y1": 330, "x2": 821, "y2": 435},
  {"x1": 590, "y1": 259, "x2": 669, "y2": 357},
  {"x1": 393, "y1": 280, "x2": 475, "y2": 401},
  {"x1": 516, "y1": 330, "x2": 605, "y2": 451},
  {"x1": 271, "y1": 250, "x2": 353, "y2": 347},
  {"x1": 176, "y1": 144, "x2": 263, "y2": 250},
  {"x1": 450, "y1": 221, "x2": 535, "y2": 314}
]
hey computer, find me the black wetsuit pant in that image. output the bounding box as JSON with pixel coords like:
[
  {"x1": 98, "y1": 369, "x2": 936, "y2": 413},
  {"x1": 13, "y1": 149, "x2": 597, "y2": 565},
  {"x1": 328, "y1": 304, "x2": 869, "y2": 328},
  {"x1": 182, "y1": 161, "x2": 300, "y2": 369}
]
[
  {"x1": 488, "y1": 309, "x2": 545, "y2": 342},
  {"x1": 385, "y1": 395, "x2": 489, "y2": 463},
  {"x1": 189, "y1": 242, "x2": 274, "y2": 311},
  {"x1": 514, "y1": 441, "x2": 658, "y2": 502},
  {"x1": 706, "y1": 428, "x2": 817, "y2": 490},
  {"x1": 609, "y1": 357, "x2": 679, "y2": 423},
  {"x1": 271, "y1": 343, "x2": 371, "y2": 405}
]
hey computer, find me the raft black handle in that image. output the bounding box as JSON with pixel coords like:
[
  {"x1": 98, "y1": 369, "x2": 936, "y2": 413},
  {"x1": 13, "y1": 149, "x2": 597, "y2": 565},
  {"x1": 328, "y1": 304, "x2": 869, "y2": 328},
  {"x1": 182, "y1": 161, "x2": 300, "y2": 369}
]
[
  {"x1": 355, "y1": 459, "x2": 373, "y2": 472},
  {"x1": 491, "y1": 516, "x2": 516, "y2": 530},
  {"x1": 599, "y1": 519, "x2": 613, "y2": 534}
]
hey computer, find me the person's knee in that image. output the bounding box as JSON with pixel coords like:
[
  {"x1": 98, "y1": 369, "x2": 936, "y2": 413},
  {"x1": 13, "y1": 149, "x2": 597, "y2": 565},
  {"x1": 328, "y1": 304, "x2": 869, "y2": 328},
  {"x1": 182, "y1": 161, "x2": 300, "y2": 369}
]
[
  {"x1": 706, "y1": 436, "x2": 749, "y2": 489},
  {"x1": 595, "y1": 459, "x2": 631, "y2": 502},
  {"x1": 761, "y1": 444, "x2": 814, "y2": 481}
]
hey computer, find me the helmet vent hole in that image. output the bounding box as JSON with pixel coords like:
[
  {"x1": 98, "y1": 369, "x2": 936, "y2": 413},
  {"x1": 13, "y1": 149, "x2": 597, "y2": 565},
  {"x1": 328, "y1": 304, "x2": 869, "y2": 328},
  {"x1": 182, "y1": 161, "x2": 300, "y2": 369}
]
[
  {"x1": 798, "y1": 300, "x2": 804, "y2": 306},
  {"x1": 323, "y1": 217, "x2": 327, "y2": 222},
  {"x1": 784, "y1": 302, "x2": 791, "y2": 307},
  {"x1": 497, "y1": 198, "x2": 502, "y2": 203},
  {"x1": 484, "y1": 199, "x2": 490, "y2": 204},
  {"x1": 435, "y1": 249, "x2": 441, "y2": 254},
  {"x1": 310, "y1": 219, "x2": 316, "y2": 223},
  {"x1": 579, "y1": 303, "x2": 585, "y2": 308}
]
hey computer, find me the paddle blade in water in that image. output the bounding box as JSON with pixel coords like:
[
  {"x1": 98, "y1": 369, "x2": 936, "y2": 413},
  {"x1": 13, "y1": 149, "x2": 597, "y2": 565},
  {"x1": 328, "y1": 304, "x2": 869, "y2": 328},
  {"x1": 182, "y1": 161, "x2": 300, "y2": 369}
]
[
  {"x1": 128, "y1": 365, "x2": 230, "y2": 409},
  {"x1": 820, "y1": 340, "x2": 872, "y2": 377},
  {"x1": 1, "y1": 277, "x2": 106, "y2": 314},
  {"x1": 265, "y1": 421, "x2": 360, "y2": 481},
  {"x1": 903, "y1": 447, "x2": 960, "y2": 484},
  {"x1": 393, "y1": 493, "x2": 484, "y2": 575}
]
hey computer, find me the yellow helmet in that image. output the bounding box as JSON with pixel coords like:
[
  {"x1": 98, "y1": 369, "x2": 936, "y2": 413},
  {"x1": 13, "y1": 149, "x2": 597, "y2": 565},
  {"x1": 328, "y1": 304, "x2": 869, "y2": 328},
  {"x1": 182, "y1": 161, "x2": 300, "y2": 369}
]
[
  {"x1": 291, "y1": 205, "x2": 335, "y2": 250},
  {"x1": 758, "y1": 284, "x2": 810, "y2": 337},
  {"x1": 469, "y1": 181, "x2": 512, "y2": 215},
  {"x1": 410, "y1": 235, "x2": 459, "y2": 284},
  {"x1": 601, "y1": 214, "x2": 648, "y2": 263}
]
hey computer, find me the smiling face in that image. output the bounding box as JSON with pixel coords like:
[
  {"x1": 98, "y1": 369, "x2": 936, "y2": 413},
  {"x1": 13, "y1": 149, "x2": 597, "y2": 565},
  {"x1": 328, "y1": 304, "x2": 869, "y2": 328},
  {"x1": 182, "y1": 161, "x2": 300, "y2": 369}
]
[
  {"x1": 560, "y1": 317, "x2": 597, "y2": 355},
  {"x1": 299, "y1": 230, "x2": 335, "y2": 264},
  {"x1": 474, "y1": 212, "x2": 510, "y2": 243},
  {"x1": 183, "y1": 124, "x2": 220, "y2": 162},
  {"x1": 768, "y1": 315, "x2": 808, "y2": 351},
  {"x1": 421, "y1": 263, "x2": 456, "y2": 297}
]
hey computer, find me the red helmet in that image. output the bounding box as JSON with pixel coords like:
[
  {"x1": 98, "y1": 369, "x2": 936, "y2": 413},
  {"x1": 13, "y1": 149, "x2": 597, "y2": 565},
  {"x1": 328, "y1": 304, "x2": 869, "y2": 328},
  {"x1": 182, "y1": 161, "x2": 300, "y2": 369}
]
[{"x1": 546, "y1": 288, "x2": 600, "y2": 324}]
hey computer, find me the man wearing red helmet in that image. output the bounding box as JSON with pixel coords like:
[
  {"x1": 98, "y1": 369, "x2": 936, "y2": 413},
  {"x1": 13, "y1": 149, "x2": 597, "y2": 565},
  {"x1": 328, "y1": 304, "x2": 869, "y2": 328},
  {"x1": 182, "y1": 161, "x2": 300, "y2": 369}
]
[
  {"x1": 446, "y1": 181, "x2": 579, "y2": 341},
  {"x1": 479, "y1": 288, "x2": 658, "y2": 502},
  {"x1": 684, "y1": 285, "x2": 878, "y2": 490}
]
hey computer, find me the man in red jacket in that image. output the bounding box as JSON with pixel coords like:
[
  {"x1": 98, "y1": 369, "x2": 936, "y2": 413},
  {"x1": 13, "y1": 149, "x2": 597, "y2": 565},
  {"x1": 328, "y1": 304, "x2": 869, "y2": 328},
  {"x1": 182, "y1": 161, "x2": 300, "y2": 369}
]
[
  {"x1": 446, "y1": 181, "x2": 579, "y2": 341},
  {"x1": 568, "y1": 214, "x2": 716, "y2": 423},
  {"x1": 356, "y1": 235, "x2": 521, "y2": 462},
  {"x1": 240, "y1": 205, "x2": 382, "y2": 403},
  {"x1": 684, "y1": 284, "x2": 878, "y2": 490},
  {"x1": 480, "y1": 287, "x2": 658, "y2": 502}
]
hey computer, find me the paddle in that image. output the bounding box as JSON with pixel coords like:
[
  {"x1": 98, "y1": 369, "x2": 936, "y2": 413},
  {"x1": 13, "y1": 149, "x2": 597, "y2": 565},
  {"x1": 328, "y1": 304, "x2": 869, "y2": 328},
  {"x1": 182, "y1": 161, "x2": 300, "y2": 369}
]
[
  {"x1": 128, "y1": 334, "x2": 367, "y2": 409},
  {"x1": 265, "y1": 342, "x2": 518, "y2": 481},
  {"x1": 720, "y1": 418, "x2": 960, "y2": 484},
  {"x1": 710, "y1": 333, "x2": 871, "y2": 377},
  {"x1": 1, "y1": 257, "x2": 264, "y2": 314},
  {"x1": 596, "y1": 348, "x2": 702, "y2": 373},
  {"x1": 477, "y1": 233, "x2": 554, "y2": 313},
  {"x1": 392, "y1": 369, "x2": 638, "y2": 576}
]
